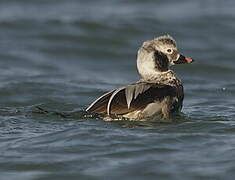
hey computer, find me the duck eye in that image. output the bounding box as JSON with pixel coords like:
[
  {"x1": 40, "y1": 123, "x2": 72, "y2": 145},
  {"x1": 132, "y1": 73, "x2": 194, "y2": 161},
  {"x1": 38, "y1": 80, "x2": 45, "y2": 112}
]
[{"x1": 167, "y1": 49, "x2": 172, "y2": 53}]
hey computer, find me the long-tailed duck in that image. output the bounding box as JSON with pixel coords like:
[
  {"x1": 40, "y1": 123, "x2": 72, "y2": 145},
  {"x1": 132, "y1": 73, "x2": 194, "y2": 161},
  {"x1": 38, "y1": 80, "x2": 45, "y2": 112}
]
[{"x1": 86, "y1": 35, "x2": 194, "y2": 121}]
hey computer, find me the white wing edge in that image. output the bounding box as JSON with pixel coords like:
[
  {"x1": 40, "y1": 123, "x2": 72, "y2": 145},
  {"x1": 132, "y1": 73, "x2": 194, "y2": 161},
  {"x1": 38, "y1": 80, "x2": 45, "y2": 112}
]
[
  {"x1": 85, "y1": 91, "x2": 113, "y2": 112},
  {"x1": 107, "y1": 87, "x2": 126, "y2": 115}
]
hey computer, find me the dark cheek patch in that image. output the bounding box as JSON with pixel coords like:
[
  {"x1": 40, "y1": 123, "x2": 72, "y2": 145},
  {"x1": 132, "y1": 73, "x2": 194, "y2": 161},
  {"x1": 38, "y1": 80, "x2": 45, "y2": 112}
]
[{"x1": 154, "y1": 51, "x2": 169, "y2": 72}]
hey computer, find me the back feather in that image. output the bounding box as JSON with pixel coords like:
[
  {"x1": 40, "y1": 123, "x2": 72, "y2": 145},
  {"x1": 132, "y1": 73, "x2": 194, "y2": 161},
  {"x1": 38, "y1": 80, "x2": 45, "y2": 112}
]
[{"x1": 86, "y1": 82, "x2": 176, "y2": 115}]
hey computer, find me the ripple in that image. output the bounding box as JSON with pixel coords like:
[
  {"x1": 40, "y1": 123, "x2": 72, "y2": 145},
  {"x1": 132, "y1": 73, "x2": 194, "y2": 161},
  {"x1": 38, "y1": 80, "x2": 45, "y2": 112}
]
[{"x1": 0, "y1": 0, "x2": 235, "y2": 179}]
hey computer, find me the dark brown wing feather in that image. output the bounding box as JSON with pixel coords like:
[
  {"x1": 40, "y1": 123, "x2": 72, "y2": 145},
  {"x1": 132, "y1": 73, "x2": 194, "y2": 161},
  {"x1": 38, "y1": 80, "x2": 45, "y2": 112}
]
[
  {"x1": 85, "y1": 90, "x2": 115, "y2": 113},
  {"x1": 86, "y1": 82, "x2": 176, "y2": 115}
]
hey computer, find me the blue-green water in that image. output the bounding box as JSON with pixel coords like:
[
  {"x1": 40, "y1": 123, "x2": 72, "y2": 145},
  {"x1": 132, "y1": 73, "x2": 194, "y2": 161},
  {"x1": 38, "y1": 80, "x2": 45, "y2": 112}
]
[{"x1": 0, "y1": 0, "x2": 235, "y2": 179}]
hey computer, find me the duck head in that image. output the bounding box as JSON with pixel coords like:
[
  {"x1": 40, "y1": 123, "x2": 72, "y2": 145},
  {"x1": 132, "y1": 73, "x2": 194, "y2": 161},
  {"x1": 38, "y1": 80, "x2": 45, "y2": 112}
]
[{"x1": 137, "y1": 35, "x2": 194, "y2": 79}]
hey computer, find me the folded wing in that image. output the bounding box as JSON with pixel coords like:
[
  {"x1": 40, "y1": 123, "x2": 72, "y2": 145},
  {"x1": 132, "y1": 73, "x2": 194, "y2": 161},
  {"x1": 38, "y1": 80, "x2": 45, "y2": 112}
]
[{"x1": 86, "y1": 82, "x2": 176, "y2": 115}]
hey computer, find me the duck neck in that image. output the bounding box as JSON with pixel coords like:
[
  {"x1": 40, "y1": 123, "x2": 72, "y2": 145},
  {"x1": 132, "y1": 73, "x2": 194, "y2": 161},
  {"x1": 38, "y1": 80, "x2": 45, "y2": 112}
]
[
  {"x1": 140, "y1": 70, "x2": 170, "y2": 80},
  {"x1": 140, "y1": 70, "x2": 180, "y2": 85}
]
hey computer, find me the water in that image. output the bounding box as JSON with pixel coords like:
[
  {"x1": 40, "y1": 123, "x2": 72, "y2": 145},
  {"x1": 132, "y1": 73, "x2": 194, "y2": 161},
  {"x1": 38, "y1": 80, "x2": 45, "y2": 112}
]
[{"x1": 0, "y1": 0, "x2": 235, "y2": 179}]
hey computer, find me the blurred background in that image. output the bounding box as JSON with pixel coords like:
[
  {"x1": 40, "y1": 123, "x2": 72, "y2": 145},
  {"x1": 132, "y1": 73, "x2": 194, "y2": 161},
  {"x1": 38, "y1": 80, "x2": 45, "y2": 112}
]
[{"x1": 0, "y1": 0, "x2": 235, "y2": 180}]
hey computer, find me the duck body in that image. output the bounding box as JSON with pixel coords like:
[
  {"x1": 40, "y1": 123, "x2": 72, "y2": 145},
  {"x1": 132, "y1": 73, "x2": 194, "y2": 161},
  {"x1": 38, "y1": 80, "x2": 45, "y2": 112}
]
[
  {"x1": 123, "y1": 71, "x2": 184, "y2": 120},
  {"x1": 86, "y1": 35, "x2": 193, "y2": 121}
]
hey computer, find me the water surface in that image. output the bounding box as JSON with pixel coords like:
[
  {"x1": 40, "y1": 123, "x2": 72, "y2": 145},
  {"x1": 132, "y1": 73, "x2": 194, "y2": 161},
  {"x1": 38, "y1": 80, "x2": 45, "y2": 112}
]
[{"x1": 0, "y1": 0, "x2": 235, "y2": 180}]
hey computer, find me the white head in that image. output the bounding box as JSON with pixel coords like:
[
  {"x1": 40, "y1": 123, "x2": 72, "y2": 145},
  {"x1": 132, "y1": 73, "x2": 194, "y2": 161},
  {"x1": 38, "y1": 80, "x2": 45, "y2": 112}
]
[{"x1": 137, "y1": 35, "x2": 193, "y2": 79}]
